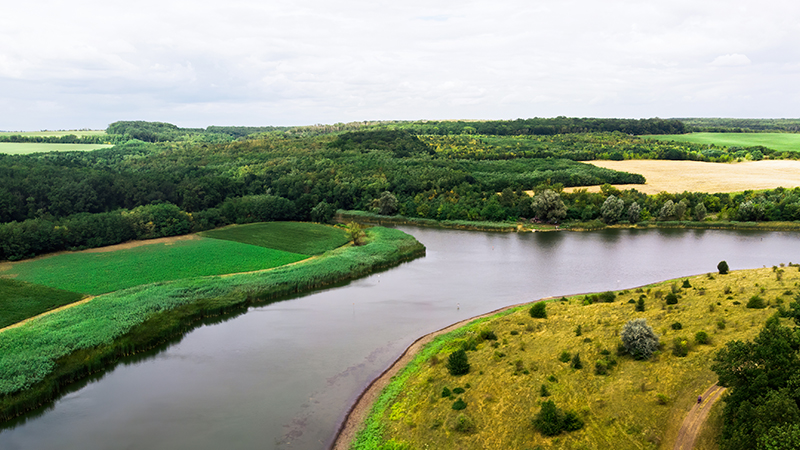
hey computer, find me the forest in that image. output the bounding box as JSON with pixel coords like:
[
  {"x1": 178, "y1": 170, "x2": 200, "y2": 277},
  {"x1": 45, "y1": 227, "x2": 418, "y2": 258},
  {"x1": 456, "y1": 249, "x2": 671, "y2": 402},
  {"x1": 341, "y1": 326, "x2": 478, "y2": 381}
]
[{"x1": 0, "y1": 118, "x2": 798, "y2": 261}]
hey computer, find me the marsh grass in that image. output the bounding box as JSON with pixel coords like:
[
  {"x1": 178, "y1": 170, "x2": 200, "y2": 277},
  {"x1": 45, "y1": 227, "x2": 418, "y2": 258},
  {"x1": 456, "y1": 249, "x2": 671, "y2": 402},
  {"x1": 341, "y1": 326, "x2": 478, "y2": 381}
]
[{"x1": 354, "y1": 267, "x2": 788, "y2": 450}]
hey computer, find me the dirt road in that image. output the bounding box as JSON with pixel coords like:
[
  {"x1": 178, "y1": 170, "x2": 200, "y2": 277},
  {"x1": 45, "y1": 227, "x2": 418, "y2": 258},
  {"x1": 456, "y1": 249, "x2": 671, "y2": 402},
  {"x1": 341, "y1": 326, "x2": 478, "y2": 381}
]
[{"x1": 673, "y1": 383, "x2": 726, "y2": 450}]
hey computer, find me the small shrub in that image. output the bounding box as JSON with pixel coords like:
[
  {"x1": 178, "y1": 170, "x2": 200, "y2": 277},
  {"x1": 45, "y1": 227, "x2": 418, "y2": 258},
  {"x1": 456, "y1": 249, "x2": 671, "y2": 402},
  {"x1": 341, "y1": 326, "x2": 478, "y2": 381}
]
[
  {"x1": 547, "y1": 375, "x2": 558, "y2": 383},
  {"x1": 598, "y1": 291, "x2": 616, "y2": 303},
  {"x1": 723, "y1": 286, "x2": 732, "y2": 294},
  {"x1": 452, "y1": 414, "x2": 474, "y2": 432},
  {"x1": 452, "y1": 387, "x2": 465, "y2": 395},
  {"x1": 533, "y1": 400, "x2": 584, "y2": 436},
  {"x1": 682, "y1": 279, "x2": 692, "y2": 288},
  {"x1": 718, "y1": 260, "x2": 729, "y2": 275},
  {"x1": 620, "y1": 318, "x2": 660, "y2": 359},
  {"x1": 540, "y1": 384, "x2": 551, "y2": 397},
  {"x1": 665, "y1": 293, "x2": 678, "y2": 305},
  {"x1": 672, "y1": 337, "x2": 690, "y2": 357},
  {"x1": 510, "y1": 330, "x2": 519, "y2": 335},
  {"x1": 717, "y1": 319, "x2": 727, "y2": 330},
  {"x1": 447, "y1": 349, "x2": 470, "y2": 376},
  {"x1": 530, "y1": 302, "x2": 547, "y2": 318},
  {"x1": 563, "y1": 411, "x2": 584, "y2": 432},
  {"x1": 571, "y1": 353, "x2": 583, "y2": 369},
  {"x1": 695, "y1": 331, "x2": 710, "y2": 345},
  {"x1": 559, "y1": 351, "x2": 571, "y2": 363},
  {"x1": 452, "y1": 398, "x2": 467, "y2": 410},
  {"x1": 636, "y1": 298, "x2": 645, "y2": 312},
  {"x1": 479, "y1": 329, "x2": 498, "y2": 341},
  {"x1": 575, "y1": 325, "x2": 582, "y2": 336},
  {"x1": 595, "y1": 360, "x2": 609, "y2": 375},
  {"x1": 656, "y1": 393, "x2": 670, "y2": 405},
  {"x1": 746, "y1": 295, "x2": 767, "y2": 309},
  {"x1": 441, "y1": 387, "x2": 451, "y2": 398},
  {"x1": 671, "y1": 322, "x2": 683, "y2": 330}
]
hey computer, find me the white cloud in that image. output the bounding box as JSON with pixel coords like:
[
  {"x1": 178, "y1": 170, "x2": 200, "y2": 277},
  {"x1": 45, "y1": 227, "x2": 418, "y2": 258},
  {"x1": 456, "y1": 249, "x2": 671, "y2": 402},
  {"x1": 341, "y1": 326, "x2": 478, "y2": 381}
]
[{"x1": 710, "y1": 54, "x2": 752, "y2": 67}]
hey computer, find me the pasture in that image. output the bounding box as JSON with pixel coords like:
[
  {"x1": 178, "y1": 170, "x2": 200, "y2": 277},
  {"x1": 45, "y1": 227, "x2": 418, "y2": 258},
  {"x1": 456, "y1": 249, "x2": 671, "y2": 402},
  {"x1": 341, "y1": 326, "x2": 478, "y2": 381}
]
[
  {"x1": 0, "y1": 143, "x2": 113, "y2": 155},
  {"x1": 0, "y1": 279, "x2": 85, "y2": 329},
  {"x1": 354, "y1": 266, "x2": 791, "y2": 450},
  {"x1": 563, "y1": 159, "x2": 800, "y2": 195},
  {"x1": 645, "y1": 132, "x2": 800, "y2": 153},
  {"x1": 0, "y1": 236, "x2": 308, "y2": 295},
  {"x1": 200, "y1": 221, "x2": 350, "y2": 255},
  {"x1": 0, "y1": 130, "x2": 107, "y2": 138}
]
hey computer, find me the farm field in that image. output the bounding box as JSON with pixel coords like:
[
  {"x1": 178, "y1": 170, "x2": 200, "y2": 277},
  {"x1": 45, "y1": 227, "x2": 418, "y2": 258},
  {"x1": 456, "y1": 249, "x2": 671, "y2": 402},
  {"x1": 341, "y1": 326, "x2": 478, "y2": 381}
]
[
  {"x1": 351, "y1": 266, "x2": 789, "y2": 450},
  {"x1": 0, "y1": 143, "x2": 113, "y2": 155},
  {"x1": 0, "y1": 279, "x2": 85, "y2": 329},
  {"x1": 0, "y1": 130, "x2": 106, "y2": 137},
  {"x1": 563, "y1": 159, "x2": 800, "y2": 195},
  {"x1": 0, "y1": 235, "x2": 308, "y2": 295},
  {"x1": 645, "y1": 132, "x2": 800, "y2": 153},
  {"x1": 200, "y1": 221, "x2": 350, "y2": 255}
]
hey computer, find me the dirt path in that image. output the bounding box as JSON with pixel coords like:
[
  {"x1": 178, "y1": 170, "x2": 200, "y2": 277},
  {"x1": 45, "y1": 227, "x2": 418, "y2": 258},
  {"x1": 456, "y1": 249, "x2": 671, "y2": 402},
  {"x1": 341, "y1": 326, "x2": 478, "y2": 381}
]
[
  {"x1": 673, "y1": 383, "x2": 726, "y2": 450},
  {"x1": 0, "y1": 296, "x2": 95, "y2": 333},
  {"x1": 330, "y1": 300, "x2": 537, "y2": 450}
]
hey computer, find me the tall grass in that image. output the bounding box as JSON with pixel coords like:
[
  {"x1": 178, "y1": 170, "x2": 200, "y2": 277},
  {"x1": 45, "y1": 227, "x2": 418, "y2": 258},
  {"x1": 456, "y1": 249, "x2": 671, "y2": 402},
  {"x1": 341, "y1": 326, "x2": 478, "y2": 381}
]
[
  {"x1": 0, "y1": 279, "x2": 85, "y2": 329},
  {"x1": 200, "y1": 222, "x2": 350, "y2": 255},
  {"x1": 0, "y1": 227, "x2": 424, "y2": 421}
]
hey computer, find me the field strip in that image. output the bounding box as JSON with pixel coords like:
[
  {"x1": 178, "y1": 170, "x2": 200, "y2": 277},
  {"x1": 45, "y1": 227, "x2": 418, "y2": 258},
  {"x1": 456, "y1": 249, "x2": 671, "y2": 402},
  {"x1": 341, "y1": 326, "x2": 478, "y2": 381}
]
[
  {"x1": 672, "y1": 383, "x2": 726, "y2": 450},
  {"x1": 564, "y1": 159, "x2": 800, "y2": 195},
  {"x1": 0, "y1": 296, "x2": 95, "y2": 333}
]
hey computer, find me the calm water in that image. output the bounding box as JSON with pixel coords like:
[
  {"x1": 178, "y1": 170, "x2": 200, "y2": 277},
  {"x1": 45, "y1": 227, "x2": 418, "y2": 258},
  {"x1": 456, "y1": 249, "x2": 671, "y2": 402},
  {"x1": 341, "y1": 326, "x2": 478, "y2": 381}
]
[{"x1": 1, "y1": 227, "x2": 797, "y2": 449}]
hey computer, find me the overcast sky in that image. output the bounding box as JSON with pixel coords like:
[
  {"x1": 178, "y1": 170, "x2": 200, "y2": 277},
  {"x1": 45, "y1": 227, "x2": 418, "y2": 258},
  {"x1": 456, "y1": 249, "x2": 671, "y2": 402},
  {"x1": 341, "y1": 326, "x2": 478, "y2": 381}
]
[{"x1": 1, "y1": 0, "x2": 799, "y2": 130}]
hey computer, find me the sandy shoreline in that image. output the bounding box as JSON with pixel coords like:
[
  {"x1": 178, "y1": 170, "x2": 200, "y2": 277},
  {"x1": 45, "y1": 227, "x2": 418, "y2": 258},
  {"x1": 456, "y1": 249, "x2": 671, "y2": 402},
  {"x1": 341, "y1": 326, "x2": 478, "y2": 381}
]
[{"x1": 330, "y1": 299, "x2": 540, "y2": 449}]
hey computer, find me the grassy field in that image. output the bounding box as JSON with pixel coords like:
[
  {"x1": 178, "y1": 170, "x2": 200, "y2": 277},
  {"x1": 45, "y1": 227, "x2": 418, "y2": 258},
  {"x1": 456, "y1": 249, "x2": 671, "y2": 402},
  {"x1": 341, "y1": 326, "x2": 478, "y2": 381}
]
[
  {"x1": 645, "y1": 132, "x2": 800, "y2": 153},
  {"x1": 0, "y1": 279, "x2": 85, "y2": 329},
  {"x1": 563, "y1": 159, "x2": 800, "y2": 195},
  {"x1": 0, "y1": 237, "x2": 308, "y2": 295},
  {"x1": 354, "y1": 265, "x2": 794, "y2": 450},
  {"x1": 0, "y1": 130, "x2": 106, "y2": 137},
  {"x1": 200, "y1": 221, "x2": 350, "y2": 255},
  {"x1": 0, "y1": 143, "x2": 114, "y2": 155}
]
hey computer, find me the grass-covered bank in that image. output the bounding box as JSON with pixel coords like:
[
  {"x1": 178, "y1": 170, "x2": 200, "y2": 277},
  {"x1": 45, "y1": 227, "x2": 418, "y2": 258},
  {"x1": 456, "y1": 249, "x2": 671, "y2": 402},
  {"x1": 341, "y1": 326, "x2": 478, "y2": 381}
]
[
  {"x1": 348, "y1": 265, "x2": 791, "y2": 450},
  {"x1": 0, "y1": 227, "x2": 425, "y2": 423}
]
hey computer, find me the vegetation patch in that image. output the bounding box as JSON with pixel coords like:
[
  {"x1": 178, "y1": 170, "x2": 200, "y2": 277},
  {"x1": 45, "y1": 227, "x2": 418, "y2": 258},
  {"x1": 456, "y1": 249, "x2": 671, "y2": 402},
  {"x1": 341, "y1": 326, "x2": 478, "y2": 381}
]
[
  {"x1": 351, "y1": 266, "x2": 788, "y2": 450},
  {"x1": 2, "y1": 237, "x2": 308, "y2": 295},
  {"x1": 645, "y1": 132, "x2": 800, "y2": 154},
  {"x1": 199, "y1": 222, "x2": 349, "y2": 255},
  {"x1": 0, "y1": 143, "x2": 113, "y2": 155},
  {"x1": 0, "y1": 279, "x2": 85, "y2": 329}
]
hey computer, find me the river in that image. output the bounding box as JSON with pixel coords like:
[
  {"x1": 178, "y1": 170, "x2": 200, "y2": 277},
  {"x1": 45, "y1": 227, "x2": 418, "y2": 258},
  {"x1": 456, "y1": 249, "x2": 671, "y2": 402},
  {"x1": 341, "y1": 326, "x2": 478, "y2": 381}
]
[{"x1": 0, "y1": 227, "x2": 797, "y2": 450}]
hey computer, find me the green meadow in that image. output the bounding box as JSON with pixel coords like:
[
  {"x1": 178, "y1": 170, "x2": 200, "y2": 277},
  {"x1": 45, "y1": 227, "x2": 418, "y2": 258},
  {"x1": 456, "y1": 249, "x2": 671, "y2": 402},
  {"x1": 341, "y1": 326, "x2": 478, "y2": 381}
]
[
  {"x1": 0, "y1": 130, "x2": 106, "y2": 137},
  {"x1": 0, "y1": 143, "x2": 114, "y2": 155},
  {"x1": 645, "y1": 132, "x2": 800, "y2": 153},
  {"x1": 0, "y1": 279, "x2": 85, "y2": 329},
  {"x1": 200, "y1": 221, "x2": 350, "y2": 255},
  {"x1": 1, "y1": 237, "x2": 308, "y2": 295}
]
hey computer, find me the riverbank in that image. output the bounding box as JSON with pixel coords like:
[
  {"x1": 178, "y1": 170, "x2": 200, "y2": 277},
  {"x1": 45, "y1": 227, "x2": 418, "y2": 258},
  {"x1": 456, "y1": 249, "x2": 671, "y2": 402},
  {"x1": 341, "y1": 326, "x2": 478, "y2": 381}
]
[{"x1": 0, "y1": 227, "x2": 425, "y2": 422}]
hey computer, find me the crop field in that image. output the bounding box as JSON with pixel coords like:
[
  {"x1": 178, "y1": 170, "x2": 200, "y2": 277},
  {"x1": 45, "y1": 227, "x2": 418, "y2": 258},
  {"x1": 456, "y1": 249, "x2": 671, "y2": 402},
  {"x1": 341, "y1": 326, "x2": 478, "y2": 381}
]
[
  {"x1": 0, "y1": 143, "x2": 114, "y2": 155},
  {"x1": 200, "y1": 221, "x2": 350, "y2": 255},
  {"x1": 0, "y1": 279, "x2": 85, "y2": 329},
  {"x1": 0, "y1": 130, "x2": 106, "y2": 137},
  {"x1": 0, "y1": 237, "x2": 308, "y2": 295},
  {"x1": 563, "y1": 159, "x2": 800, "y2": 195},
  {"x1": 354, "y1": 266, "x2": 792, "y2": 450},
  {"x1": 645, "y1": 132, "x2": 800, "y2": 153}
]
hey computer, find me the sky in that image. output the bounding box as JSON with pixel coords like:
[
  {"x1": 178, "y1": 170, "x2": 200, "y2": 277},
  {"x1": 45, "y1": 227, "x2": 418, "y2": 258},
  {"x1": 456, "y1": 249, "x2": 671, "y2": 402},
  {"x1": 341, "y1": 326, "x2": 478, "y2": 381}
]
[{"x1": 1, "y1": 0, "x2": 799, "y2": 130}]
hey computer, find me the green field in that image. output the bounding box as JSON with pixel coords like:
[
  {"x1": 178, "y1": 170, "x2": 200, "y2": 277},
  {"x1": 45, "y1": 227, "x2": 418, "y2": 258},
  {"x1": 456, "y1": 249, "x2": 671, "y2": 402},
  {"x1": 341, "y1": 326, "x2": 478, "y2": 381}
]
[
  {"x1": 645, "y1": 132, "x2": 800, "y2": 153},
  {"x1": 0, "y1": 143, "x2": 114, "y2": 155},
  {"x1": 0, "y1": 130, "x2": 106, "y2": 138},
  {"x1": 200, "y1": 222, "x2": 350, "y2": 255},
  {"x1": 0, "y1": 279, "x2": 85, "y2": 329},
  {"x1": 1, "y1": 238, "x2": 308, "y2": 295}
]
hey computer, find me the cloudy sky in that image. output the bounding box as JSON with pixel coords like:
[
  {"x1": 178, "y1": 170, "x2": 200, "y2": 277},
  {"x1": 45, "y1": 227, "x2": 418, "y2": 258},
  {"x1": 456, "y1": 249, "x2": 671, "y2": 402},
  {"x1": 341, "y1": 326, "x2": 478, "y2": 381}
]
[{"x1": 1, "y1": 0, "x2": 798, "y2": 130}]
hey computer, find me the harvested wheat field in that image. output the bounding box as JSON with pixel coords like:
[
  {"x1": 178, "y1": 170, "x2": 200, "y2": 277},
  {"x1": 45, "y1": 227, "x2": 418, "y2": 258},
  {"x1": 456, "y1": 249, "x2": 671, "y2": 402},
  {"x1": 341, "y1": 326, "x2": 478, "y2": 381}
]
[{"x1": 564, "y1": 160, "x2": 800, "y2": 195}]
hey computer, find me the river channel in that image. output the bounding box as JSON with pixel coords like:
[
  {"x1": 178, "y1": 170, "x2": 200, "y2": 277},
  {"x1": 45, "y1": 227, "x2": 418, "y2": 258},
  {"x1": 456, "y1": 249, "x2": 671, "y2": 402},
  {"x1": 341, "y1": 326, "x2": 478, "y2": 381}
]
[{"x1": 1, "y1": 227, "x2": 797, "y2": 450}]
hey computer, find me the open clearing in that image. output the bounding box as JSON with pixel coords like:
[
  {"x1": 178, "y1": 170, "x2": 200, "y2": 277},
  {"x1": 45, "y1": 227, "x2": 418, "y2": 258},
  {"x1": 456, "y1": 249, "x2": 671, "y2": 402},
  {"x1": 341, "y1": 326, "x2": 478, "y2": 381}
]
[
  {"x1": 563, "y1": 160, "x2": 800, "y2": 194},
  {"x1": 645, "y1": 132, "x2": 800, "y2": 153},
  {"x1": 346, "y1": 267, "x2": 788, "y2": 450},
  {"x1": 0, "y1": 143, "x2": 113, "y2": 155},
  {"x1": 200, "y1": 221, "x2": 350, "y2": 255}
]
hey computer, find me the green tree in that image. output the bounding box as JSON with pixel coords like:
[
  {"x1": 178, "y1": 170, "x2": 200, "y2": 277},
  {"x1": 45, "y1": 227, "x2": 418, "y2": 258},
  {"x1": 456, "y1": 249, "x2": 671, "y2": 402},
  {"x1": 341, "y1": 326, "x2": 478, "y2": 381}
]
[
  {"x1": 531, "y1": 189, "x2": 566, "y2": 223},
  {"x1": 530, "y1": 302, "x2": 547, "y2": 318},
  {"x1": 620, "y1": 318, "x2": 659, "y2": 359},
  {"x1": 694, "y1": 203, "x2": 707, "y2": 221},
  {"x1": 627, "y1": 201, "x2": 641, "y2": 224},
  {"x1": 659, "y1": 200, "x2": 676, "y2": 221},
  {"x1": 376, "y1": 191, "x2": 399, "y2": 215},
  {"x1": 346, "y1": 222, "x2": 366, "y2": 246},
  {"x1": 718, "y1": 260, "x2": 729, "y2": 275},
  {"x1": 446, "y1": 349, "x2": 470, "y2": 376},
  {"x1": 601, "y1": 195, "x2": 625, "y2": 224}
]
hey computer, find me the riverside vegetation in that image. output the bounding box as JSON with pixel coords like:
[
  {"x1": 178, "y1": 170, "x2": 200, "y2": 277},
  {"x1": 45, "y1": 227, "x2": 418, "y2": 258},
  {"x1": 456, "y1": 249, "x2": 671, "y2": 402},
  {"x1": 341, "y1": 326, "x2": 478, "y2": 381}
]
[
  {"x1": 350, "y1": 264, "x2": 797, "y2": 450},
  {"x1": 0, "y1": 224, "x2": 425, "y2": 422}
]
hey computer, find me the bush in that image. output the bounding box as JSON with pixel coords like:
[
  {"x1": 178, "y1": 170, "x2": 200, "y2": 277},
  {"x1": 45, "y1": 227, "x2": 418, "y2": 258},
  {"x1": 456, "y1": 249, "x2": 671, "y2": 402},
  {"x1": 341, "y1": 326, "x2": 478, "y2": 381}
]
[
  {"x1": 598, "y1": 291, "x2": 616, "y2": 303},
  {"x1": 747, "y1": 295, "x2": 767, "y2": 309},
  {"x1": 447, "y1": 349, "x2": 470, "y2": 376},
  {"x1": 571, "y1": 353, "x2": 583, "y2": 369},
  {"x1": 718, "y1": 260, "x2": 729, "y2": 275},
  {"x1": 695, "y1": 331, "x2": 710, "y2": 345},
  {"x1": 441, "y1": 387, "x2": 451, "y2": 398},
  {"x1": 656, "y1": 393, "x2": 670, "y2": 405},
  {"x1": 671, "y1": 322, "x2": 683, "y2": 330},
  {"x1": 529, "y1": 302, "x2": 547, "y2": 318},
  {"x1": 540, "y1": 384, "x2": 550, "y2": 397},
  {"x1": 452, "y1": 414, "x2": 475, "y2": 433},
  {"x1": 452, "y1": 398, "x2": 467, "y2": 410},
  {"x1": 575, "y1": 325, "x2": 582, "y2": 336},
  {"x1": 621, "y1": 318, "x2": 660, "y2": 359},
  {"x1": 532, "y1": 400, "x2": 584, "y2": 436},
  {"x1": 595, "y1": 360, "x2": 609, "y2": 375},
  {"x1": 682, "y1": 279, "x2": 692, "y2": 288},
  {"x1": 479, "y1": 329, "x2": 498, "y2": 341},
  {"x1": 636, "y1": 298, "x2": 645, "y2": 312},
  {"x1": 672, "y1": 337, "x2": 690, "y2": 357},
  {"x1": 452, "y1": 387, "x2": 465, "y2": 394},
  {"x1": 559, "y1": 351, "x2": 572, "y2": 363},
  {"x1": 665, "y1": 293, "x2": 678, "y2": 305}
]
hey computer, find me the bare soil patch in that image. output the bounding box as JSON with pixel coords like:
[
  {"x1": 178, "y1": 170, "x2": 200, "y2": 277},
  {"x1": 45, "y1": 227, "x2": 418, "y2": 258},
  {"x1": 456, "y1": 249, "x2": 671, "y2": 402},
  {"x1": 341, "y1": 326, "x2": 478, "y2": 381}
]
[
  {"x1": 673, "y1": 383, "x2": 726, "y2": 450},
  {"x1": 564, "y1": 160, "x2": 800, "y2": 194}
]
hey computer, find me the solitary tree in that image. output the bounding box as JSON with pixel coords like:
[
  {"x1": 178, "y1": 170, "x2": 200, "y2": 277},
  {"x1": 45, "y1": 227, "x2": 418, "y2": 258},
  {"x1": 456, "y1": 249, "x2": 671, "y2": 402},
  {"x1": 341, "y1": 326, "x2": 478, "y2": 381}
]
[
  {"x1": 447, "y1": 349, "x2": 470, "y2": 376},
  {"x1": 531, "y1": 190, "x2": 566, "y2": 223},
  {"x1": 346, "y1": 222, "x2": 366, "y2": 246},
  {"x1": 601, "y1": 195, "x2": 625, "y2": 224},
  {"x1": 530, "y1": 302, "x2": 547, "y2": 318},
  {"x1": 718, "y1": 260, "x2": 729, "y2": 275},
  {"x1": 620, "y1": 318, "x2": 660, "y2": 359}
]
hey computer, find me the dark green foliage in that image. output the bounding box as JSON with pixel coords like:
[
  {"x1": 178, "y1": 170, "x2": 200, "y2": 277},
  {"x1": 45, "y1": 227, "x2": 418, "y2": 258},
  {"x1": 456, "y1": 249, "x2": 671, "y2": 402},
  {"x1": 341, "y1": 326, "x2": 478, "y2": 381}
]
[
  {"x1": 532, "y1": 400, "x2": 584, "y2": 436},
  {"x1": 540, "y1": 384, "x2": 550, "y2": 397},
  {"x1": 598, "y1": 291, "x2": 617, "y2": 303},
  {"x1": 621, "y1": 318, "x2": 660, "y2": 359},
  {"x1": 575, "y1": 325, "x2": 582, "y2": 336},
  {"x1": 672, "y1": 337, "x2": 690, "y2": 357},
  {"x1": 571, "y1": 353, "x2": 583, "y2": 369},
  {"x1": 452, "y1": 387, "x2": 465, "y2": 395},
  {"x1": 547, "y1": 375, "x2": 558, "y2": 383},
  {"x1": 441, "y1": 387, "x2": 451, "y2": 398},
  {"x1": 479, "y1": 329, "x2": 498, "y2": 341},
  {"x1": 695, "y1": 331, "x2": 710, "y2": 345},
  {"x1": 530, "y1": 302, "x2": 547, "y2": 318},
  {"x1": 671, "y1": 322, "x2": 683, "y2": 330},
  {"x1": 665, "y1": 293, "x2": 678, "y2": 305},
  {"x1": 559, "y1": 351, "x2": 572, "y2": 363},
  {"x1": 328, "y1": 129, "x2": 433, "y2": 157},
  {"x1": 375, "y1": 191, "x2": 399, "y2": 215},
  {"x1": 0, "y1": 279, "x2": 84, "y2": 328},
  {"x1": 452, "y1": 398, "x2": 467, "y2": 410},
  {"x1": 746, "y1": 295, "x2": 767, "y2": 309},
  {"x1": 718, "y1": 260, "x2": 730, "y2": 275},
  {"x1": 636, "y1": 298, "x2": 645, "y2": 312},
  {"x1": 682, "y1": 279, "x2": 692, "y2": 288},
  {"x1": 594, "y1": 358, "x2": 616, "y2": 375},
  {"x1": 446, "y1": 349, "x2": 470, "y2": 376},
  {"x1": 531, "y1": 190, "x2": 566, "y2": 223}
]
